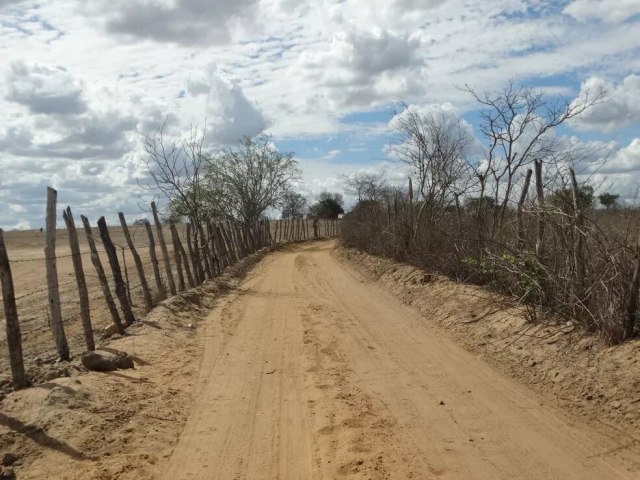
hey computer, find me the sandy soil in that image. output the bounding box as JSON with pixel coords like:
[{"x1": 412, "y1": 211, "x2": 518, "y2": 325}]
[
  {"x1": 0, "y1": 246, "x2": 269, "y2": 479},
  {"x1": 162, "y1": 241, "x2": 639, "y2": 479},
  {"x1": 336, "y1": 246, "x2": 640, "y2": 447},
  {"x1": 1, "y1": 240, "x2": 638, "y2": 479}
]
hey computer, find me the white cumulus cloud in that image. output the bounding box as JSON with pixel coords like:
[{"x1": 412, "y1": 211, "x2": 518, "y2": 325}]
[
  {"x1": 184, "y1": 64, "x2": 269, "y2": 144},
  {"x1": 572, "y1": 75, "x2": 640, "y2": 132},
  {"x1": 564, "y1": 0, "x2": 640, "y2": 22}
]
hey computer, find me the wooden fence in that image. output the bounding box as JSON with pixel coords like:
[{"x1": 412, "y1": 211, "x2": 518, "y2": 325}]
[{"x1": 0, "y1": 187, "x2": 341, "y2": 388}]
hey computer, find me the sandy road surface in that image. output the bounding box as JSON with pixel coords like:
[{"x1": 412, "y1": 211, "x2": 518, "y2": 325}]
[{"x1": 160, "y1": 240, "x2": 639, "y2": 480}]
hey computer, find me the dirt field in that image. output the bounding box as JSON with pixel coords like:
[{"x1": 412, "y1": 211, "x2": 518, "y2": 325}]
[
  {"x1": 0, "y1": 225, "x2": 179, "y2": 368},
  {"x1": 1, "y1": 240, "x2": 639, "y2": 479}
]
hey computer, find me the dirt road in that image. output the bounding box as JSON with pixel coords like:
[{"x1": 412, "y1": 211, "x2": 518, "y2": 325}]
[{"x1": 160, "y1": 241, "x2": 639, "y2": 480}]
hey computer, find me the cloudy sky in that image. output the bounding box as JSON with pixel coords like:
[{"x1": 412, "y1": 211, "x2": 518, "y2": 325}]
[{"x1": 0, "y1": 0, "x2": 639, "y2": 229}]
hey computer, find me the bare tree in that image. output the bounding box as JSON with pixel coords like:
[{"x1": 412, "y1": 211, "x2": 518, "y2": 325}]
[
  {"x1": 463, "y1": 80, "x2": 604, "y2": 235},
  {"x1": 341, "y1": 171, "x2": 390, "y2": 203},
  {"x1": 139, "y1": 120, "x2": 218, "y2": 279},
  {"x1": 391, "y1": 104, "x2": 473, "y2": 234},
  {"x1": 139, "y1": 120, "x2": 213, "y2": 225},
  {"x1": 204, "y1": 133, "x2": 300, "y2": 225}
]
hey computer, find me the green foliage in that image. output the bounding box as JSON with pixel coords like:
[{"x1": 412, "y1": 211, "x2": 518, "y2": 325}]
[
  {"x1": 464, "y1": 196, "x2": 497, "y2": 212},
  {"x1": 598, "y1": 192, "x2": 619, "y2": 209},
  {"x1": 281, "y1": 191, "x2": 308, "y2": 218},
  {"x1": 310, "y1": 191, "x2": 344, "y2": 219},
  {"x1": 204, "y1": 133, "x2": 300, "y2": 224},
  {"x1": 548, "y1": 185, "x2": 594, "y2": 213},
  {"x1": 463, "y1": 253, "x2": 541, "y2": 301}
]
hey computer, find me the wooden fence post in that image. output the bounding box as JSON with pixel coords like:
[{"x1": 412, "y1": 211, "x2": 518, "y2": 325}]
[
  {"x1": 196, "y1": 223, "x2": 213, "y2": 279},
  {"x1": 169, "y1": 224, "x2": 186, "y2": 291},
  {"x1": 267, "y1": 220, "x2": 273, "y2": 245},
  {"x1": 234, "y1": 222, "x2": 246, "y2": 258},
  {"x1": 233, "y1": 223, "x2": 244, "y2": 258},
  {"x1": 121, "y1": 246, "x2": 132, "y2": 305},
  {"x1": 45, "y1": 187, "x2": 70, "y2": 361},
  {"x1": 119, "y1": 213, "x2": 153, "y2": 312},
  {"x1": 151, "y1": 202, "x2": 177, "y2": 295},
  {"x1": 226, "y1": 222, "x2": 239, "y2": 259},
  {"x1": 238, "y1": 223, "x2": 246, "y2": 253},
  {"x1": 218, "y1": 222, "x2": 231, "y2": 262},
  {"x1": 144, "y1": 220, "x2": 165, "y2": 298},
  {"x1": 225, "y1": 223, "x2": 237, "y2": 262},
  {"x1": 207, "y1": 223, "x2": 220, "y2": 276},
  {"x1": 81, "y1": 216, "x2": 124, "y2": 334},
  {"x1": 216, "y1": 223, "x2": 232, "y2": 267},
  {"x1": 211, "y1": 223, "x2": 227, "y2": 271},
  {"x1": 177, "y1": 225, "x2": 196, "y2": 288},
  {"x1": 0, "y1": 229, "x2": 27, "y2": 389},
  {"x1": 63, "y1": 207, "x2": 95, "y2": 351},
  {"x1": 97, "y1": 217, "x2": 136, "y2": 327},
  {"x1": 186, "y1": 223, "x2": 202, "y2": 285}
]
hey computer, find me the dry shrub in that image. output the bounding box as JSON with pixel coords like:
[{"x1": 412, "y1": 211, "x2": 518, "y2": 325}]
[{"x1": 342, "y1": 197, "x2": 640, "y2": 344}]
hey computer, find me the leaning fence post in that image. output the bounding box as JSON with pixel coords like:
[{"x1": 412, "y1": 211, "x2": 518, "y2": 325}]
[
  {"x1": 63, "y1": 207, "x2": 95, "y2": 351},
  {"x1": 0, "y1": 229, "x2": 27, "y2": 389},
  {"x1": 218, "y1": 222, "x2": 231, "y2": 263},
  {"x1": 186, "y1": 223, "x2": 202, "y2": 285},
  {"x1": 176, "y1": 225, "x2": 196, "y2": 287},
  {"x1": 81, "y1": 215, "x2": 124, "y2": 334},
  {"x1": 119, "y1": 213, "x2": 153, "y2": 312},
  {"x1": 144, "y1": 220, "x2": 164, "y2": 297},
  {"x1": 215, "y1": 223, "x2": 232, "y2": 267},
  {"x1": 151, "y1": 202, "x2": 177, "y2": 295},
  {"x1": 45, "y1": 187, "x2": 70, "y2": 361},
  {"x1": 267, "y1": 220, "x2": 274, "y2": 245},
  {"x1": 209, "y1": 223, "x2": 219, "y2": 275},
  {"x1": 97, "y1": 217, "x2": 136, "y2": 327},
  {"x1": 121, "y1": 246, "x2": 132, "y2": 305},
  {"x1": 169, "y1": 224, "x2": 186, "y2": 292},
  {"x1": 196, "y1": 222, "x2": 213, "y2": 279}
]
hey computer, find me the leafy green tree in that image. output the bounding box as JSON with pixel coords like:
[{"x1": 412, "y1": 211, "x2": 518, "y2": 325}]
[
  {"x1": 548, "y1": 185, "x2": 594, "y2": 213},
  {"x1": 204, "y1": 133, "x2": 300, "y2": 224},
  {"x1": 598, "y1": 192, "x2": 619, "y2": 209},
  {"x1": 281, "y1": 191, "x2": 308, "y2": 218},
  {"x1": 464, "y1": 196, "x2": 497, "y2": 213},
  {"x1": 309, "y1": 192, "x2": 345, "y2": 219}
]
